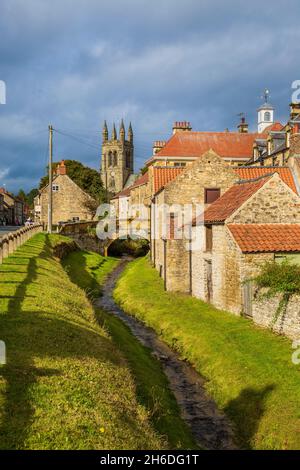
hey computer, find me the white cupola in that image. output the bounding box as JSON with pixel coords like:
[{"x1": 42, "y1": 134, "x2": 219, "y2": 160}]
[{"x1": 257, "y1": 89, "x2": 274, "y2": 133}]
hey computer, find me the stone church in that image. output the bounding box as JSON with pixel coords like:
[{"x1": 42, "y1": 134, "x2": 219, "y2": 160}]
[{"x1": 101, "y1": 120, "x2": 136, "y2": 195}]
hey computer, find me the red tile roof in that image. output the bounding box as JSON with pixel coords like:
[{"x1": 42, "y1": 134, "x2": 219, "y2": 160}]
[
  {"x1": 157, "y1": 132, "x2": 265, "y2": 160},
  {"x1": 195, "y1": 176, "x2": 271, "y2": 224},
  {"x1": 234, "y1": 166, "x2": 297, "y2": 193},
  {"x1": 153, "y1": 166, "x2": 185, "y2": 193},
  {"x1": 263, "y1": 122, "x2": 284, "y2": 132},
  {"x1": 112, "y1": 172, "x2": 149, "y2": 199},
  {"x1": 228, "y1": 224, "x2": 300, "y2": 253}
]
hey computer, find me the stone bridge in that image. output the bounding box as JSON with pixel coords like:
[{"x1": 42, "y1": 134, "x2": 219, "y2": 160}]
[{"x1": 58, "y1": 220, "x2": 150, "y2": 256}]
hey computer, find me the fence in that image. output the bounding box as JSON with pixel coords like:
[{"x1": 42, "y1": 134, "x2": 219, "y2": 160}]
[{"x1": 0, "y1": 224, "x2": 44, "y2": 264}]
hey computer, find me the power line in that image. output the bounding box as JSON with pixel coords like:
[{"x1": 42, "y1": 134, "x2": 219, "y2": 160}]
[{"x1": 53, "y1": 128, "x2": 99, "y2": 150}]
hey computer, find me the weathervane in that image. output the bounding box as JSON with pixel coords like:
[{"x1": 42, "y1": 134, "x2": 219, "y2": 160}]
[{"x1": 261, "y1": 88, "x2": 270, "y2": 103}]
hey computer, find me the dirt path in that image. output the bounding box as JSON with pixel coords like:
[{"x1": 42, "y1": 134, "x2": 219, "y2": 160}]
[{"x1": 96, "y1": 258, "x2": 237, "y2": 450}]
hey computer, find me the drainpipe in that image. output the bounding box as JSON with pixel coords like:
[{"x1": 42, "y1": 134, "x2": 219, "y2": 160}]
[
  {"x1": 189, "y1": 227, "x2": 192, "y2": 295},
  {"x1": 152, "y1": 197, "x2": 156, "y2": 267},
  {"x1": 163, "y1": 237, "x2": 167, "y2": 291}
]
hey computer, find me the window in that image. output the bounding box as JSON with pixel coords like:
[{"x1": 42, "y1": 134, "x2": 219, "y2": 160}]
[
  {"x1": 108, "y1": 151, "x2": 113, "y2": 167},
  {"x1": 109, "y1": 177, "x2": 115, "y2": 190},
  {"x1": 113, "y1": 151, "x2": 118, "y2": 167},
  {"x1": 204, "y1": 188, "x2": 220, "y2": 204},
  {"x1": 264, "y1": 111, "x2": 271, "y2": 122},
  {"x1": 205, "y1": 225, "x2": 213, "y2": 251},
  {"x1": 52, "y1": 185, "x2": 59, "y2": 192},
  {"x1": 174, "y1": 162, "x2": 186, "y2": 167},
  {"x1": 126, "y1": 151, "x2": 131, "y2": 169},
  {"x1": 72, "y1": 217, "x2": 80, "y2": 222}
]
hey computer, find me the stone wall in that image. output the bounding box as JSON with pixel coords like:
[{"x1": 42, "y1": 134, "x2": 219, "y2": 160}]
[
  {"x1": 252, "y1": 291, "x2": 300, "y2": 340},
  {"x1": 165, "y1": 238, "x2": 190, "y2": 293},
  {"x1": 229, "y1": 174, "x2": 300, "y2": 224}
]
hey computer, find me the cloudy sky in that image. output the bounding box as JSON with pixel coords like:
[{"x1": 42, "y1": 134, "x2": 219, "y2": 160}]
[{"x1": 0, "y1": 0, "x2": 300, "y2": 193}]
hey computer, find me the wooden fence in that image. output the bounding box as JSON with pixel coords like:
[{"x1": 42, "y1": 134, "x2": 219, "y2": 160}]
[{"x1": 0, "y1": 224, "x2": 44, "y2": 264}]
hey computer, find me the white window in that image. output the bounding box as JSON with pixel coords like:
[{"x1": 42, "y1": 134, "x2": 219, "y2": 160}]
[{"x1": 52, "y1": 185, "x2": 59, "y2": 192}]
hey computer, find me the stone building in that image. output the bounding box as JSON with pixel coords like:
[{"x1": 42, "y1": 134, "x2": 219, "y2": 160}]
[
  {"x1": 34, "y1": 161, "x2": 96, "y2": 225},
  {"x1": 110, "y1": 171, "x2": 150, "y2": 240},
  {"x1": 145, "y1": 120, "x2": 271, "y2": 169},
  {"x1": 190, "y1": 173, "x2": 300, "y2": 315},
  {"x1": 0, "y1": 188, "x2": 24, "y2": 225},
  {"x1": 150, "y1": 150, "x2": 238, "y2": 291},
  {"x1": 101, "y1": 120, "x2": 136, "y2": 195}
]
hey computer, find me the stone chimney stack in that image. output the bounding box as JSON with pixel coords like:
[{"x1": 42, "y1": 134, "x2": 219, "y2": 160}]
[
  {"x1": 58, "y1": 160, "x2": 67, "y2": 176},
  {"x1": 290, "y1": 102, "x2": 300, "y2": 120},
  {"x1": 153, "y1": 140, "x2": 166, "y2": 155},
  {"x1": 237, "y1": 116, "x2": 248, "y2": 133},
  {"x1": 172, "y1": 121, "x2": 192, "y2": 134}
]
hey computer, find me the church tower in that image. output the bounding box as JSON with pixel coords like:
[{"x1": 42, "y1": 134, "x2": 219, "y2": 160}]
[{"x1": 101, "y1": 120, "x2": 134, "y2": 194}]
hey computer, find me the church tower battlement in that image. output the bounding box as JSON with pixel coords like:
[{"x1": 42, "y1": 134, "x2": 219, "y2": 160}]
[{"x1": 101, "y1": 120, "x2": 134, "y2": 194}]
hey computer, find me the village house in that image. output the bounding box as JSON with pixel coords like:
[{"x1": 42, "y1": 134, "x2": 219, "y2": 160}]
[
  {"x1": 34, "y1": 160, "x2": 97, "y2": 225},
  {"x1": 190, "y1": 172, "x2": 300, "y2": 313},
  {"x1": 0, "y1": 188, "x2": 24, "y2": 225}
]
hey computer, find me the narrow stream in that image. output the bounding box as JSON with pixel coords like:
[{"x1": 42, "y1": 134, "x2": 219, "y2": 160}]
[{"x1": 96, "y1": 258, "x2": 237, "y2": 450}]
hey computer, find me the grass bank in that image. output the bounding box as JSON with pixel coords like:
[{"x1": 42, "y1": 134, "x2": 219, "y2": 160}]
[
  {"x1": 63, "y1": 251, "x2": 197, "y2": 449},
  {"x1": 114, "y1": 257, "x2": 300, "y2": 450},
  {"x1": 0, "y1": 234, "x2": 166, "y2": 449}
]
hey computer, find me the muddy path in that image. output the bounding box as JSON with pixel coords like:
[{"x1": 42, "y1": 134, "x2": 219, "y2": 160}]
[{"x1": 96, "y1": 258, "x2": 237, "y2": 450}]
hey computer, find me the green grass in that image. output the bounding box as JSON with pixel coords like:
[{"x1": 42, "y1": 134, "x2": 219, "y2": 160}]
[
  {"x1": 63, "y1": 251, "x2": 197, "y2": 449},
  {"x1": 113, "y1": 256, "x2": 300, "y2": 450},
  {"x1": 0, "y1": 234, "x2": 166, "y2": 449}
]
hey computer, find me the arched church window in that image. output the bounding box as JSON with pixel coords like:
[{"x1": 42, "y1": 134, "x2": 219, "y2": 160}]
[
  {"x1": 264, "y1": 111, "x2": 271, "y2": 122},
  {"x1": 108, "y1": 151, "x2": 113, "y2": 167},
  {"x1": 113, "y1": 151, "x2": 118, "y2": 167}
]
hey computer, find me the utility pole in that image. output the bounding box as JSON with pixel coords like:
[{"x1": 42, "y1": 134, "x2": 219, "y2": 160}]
[{"x1": 48, "y1": 125, "x2": 53, "y2": 234}]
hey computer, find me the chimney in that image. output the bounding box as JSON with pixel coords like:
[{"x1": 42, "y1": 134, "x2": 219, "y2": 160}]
[
  {"x1": 290, "y1": 102, "x2": 300, "y2": 120},
  {"x1": 58, "y1": 160, "x2": 67, "y2": 176},
  {"x1": 152, "y1": 140, "x2": 166, "y2": 155},
  {"x1": 172, "y1": 121, "x2": 192, "y2": 134},
  {"x1": 237, "y1": 116, "x2": 248, "y2": 133}
]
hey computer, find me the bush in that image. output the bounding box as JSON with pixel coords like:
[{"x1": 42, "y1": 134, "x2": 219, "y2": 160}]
[
  {"x1": 254, "y1": 260, "x2": 300, "y2": 296},
  {"x1": 108, "y1": 238, "x2": 149, "y2": 258}
]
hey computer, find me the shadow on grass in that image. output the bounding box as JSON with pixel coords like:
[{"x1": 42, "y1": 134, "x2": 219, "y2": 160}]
[
  {"x1": 0, "y1": 234, "x2": 121, "y2": 449},
  {"x1": 63, "y1": 251, "x2": 197, "y2": 449},
  {"x1": 224, "y1": 384, "x2": 276, "y2": 449}
]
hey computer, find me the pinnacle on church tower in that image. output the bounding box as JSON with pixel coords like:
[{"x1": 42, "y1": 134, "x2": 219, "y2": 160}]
[
  {"x1": 102, "y1": 120, "x2": 108, "y2": 142},
  {"x1": 112, "y1": 123, "x2": 117, "y2": 140},
  {"x1": 128, "y1": 122, "x2": 133, "y2": 143},
  {"x1": 120, "y1": 119, "x2": 125, "y2": 142}
]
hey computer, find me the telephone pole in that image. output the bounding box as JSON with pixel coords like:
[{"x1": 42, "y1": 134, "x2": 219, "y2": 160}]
[{"x1": 48, "y1": 125, "x2": 53, "y2": 234}]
